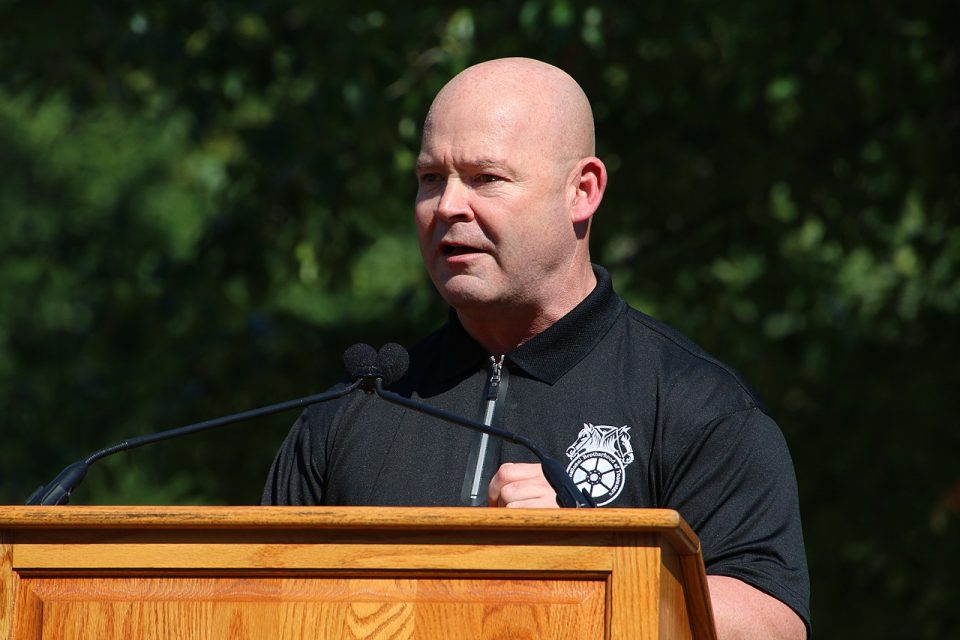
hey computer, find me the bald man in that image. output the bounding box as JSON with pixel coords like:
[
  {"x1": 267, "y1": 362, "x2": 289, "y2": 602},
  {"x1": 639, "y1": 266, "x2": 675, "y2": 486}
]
[{"x1": 264, "y1": 58, "x2": 810, "y2": 639}]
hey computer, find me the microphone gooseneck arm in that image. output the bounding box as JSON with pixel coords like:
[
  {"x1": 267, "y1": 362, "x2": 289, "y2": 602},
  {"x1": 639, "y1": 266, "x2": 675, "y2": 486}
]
[
  {"x1": 26, "y1": 380, "x2": 363, "y2": 506},
  {"x1": 372, "y1": 378, "x2": 596, "y2": 508}
]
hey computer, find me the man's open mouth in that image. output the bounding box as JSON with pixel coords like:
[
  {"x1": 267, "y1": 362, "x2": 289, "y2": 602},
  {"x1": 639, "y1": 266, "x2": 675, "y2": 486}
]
[{"x1": 442, "y1": 244, "x2": 481, "y2": 256}]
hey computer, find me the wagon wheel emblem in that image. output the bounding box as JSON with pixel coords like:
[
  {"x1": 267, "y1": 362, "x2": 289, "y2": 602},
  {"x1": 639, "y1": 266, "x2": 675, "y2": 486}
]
[{"x1": 567, "y1": 451, "x2": 624, "y2": 506}]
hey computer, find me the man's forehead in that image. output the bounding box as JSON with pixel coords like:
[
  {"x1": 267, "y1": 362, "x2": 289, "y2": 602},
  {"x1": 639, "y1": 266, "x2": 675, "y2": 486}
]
[
  {"x1": 420, "y1": 97, "x2": 553, "y2": 156},
  {"x1": 425, "y1": 92, "x2": 529, "y2": 131}
]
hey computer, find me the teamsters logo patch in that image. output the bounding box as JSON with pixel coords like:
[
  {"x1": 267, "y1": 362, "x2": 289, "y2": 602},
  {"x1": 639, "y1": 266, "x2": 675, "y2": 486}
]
[{"x1": 565, "y1": 423, "x2": 634, "y2": 506}]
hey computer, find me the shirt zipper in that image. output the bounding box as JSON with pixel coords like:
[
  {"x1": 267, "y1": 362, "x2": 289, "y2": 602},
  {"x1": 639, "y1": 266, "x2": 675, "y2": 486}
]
[{"x1": 467, "y1": 355, "x2": 504, "y2": 502}]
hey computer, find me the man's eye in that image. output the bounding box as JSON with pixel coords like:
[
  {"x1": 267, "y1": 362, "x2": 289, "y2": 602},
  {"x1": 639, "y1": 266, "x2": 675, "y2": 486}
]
[
  {"x1": 418, "y1": 173, "x2": 440, "y2": 185},
  {"x1": 475, "y1": 174, "x2": 502, "y2": 184}
]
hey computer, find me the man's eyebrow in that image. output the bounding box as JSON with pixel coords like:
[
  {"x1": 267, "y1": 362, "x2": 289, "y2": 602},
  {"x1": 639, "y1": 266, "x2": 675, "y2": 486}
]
[
  {"x1": 415, "y1": 157, "x2": 509, "y2": 172},
  {"x1": 472, "y1": 158, "x2": 508, "y2": 170},
  {"x1": 415, "y1": 157, "x2": 436, "y2": 172}
]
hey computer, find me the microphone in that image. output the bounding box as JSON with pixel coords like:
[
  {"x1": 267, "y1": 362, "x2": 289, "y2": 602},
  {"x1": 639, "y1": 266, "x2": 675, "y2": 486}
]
[
  {"x1": 357, "y1": 343, "x2": 596, "y2": 509},
  {"x1": 26, "y1": 350, "x2": 367, "y2": 506}
]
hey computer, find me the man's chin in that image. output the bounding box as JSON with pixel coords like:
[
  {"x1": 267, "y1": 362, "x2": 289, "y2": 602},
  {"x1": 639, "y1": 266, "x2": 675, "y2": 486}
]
[{"x1": 433, "y1": 274, "x2": 500, "y2": 310}]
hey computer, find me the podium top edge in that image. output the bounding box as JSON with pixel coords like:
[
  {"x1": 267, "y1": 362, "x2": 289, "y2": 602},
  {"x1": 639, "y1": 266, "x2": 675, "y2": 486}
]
[{"x1": 0, "y1": 505, "x2": 699, "y2": 553}]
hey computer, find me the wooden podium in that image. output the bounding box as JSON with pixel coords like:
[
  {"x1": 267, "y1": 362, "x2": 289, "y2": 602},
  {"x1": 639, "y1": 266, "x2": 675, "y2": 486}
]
[{"x1": 0, "y1": 506, "x2": 716, "y2": 639}]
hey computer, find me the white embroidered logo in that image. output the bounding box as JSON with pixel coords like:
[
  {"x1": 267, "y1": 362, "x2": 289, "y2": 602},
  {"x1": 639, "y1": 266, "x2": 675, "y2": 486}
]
[{"x1": 565, "y1": 423, "x2": 634, "y2": 506}]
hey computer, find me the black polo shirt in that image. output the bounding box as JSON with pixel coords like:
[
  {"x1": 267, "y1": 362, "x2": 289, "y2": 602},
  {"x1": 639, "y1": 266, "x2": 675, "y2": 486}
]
[{"x1": 263, "y1": 265, "x2": 810, "y2": 628}]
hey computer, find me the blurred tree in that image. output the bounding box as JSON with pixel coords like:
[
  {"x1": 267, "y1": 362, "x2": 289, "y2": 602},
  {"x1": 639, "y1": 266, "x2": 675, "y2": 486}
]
[{"x1": 0, "y1": 1, "x2": 957, "y2": 636}]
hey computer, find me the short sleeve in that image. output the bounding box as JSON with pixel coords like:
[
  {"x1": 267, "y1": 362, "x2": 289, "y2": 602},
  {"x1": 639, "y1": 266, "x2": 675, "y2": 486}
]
[
  {"x1": 261, "y1": 406, "x2": 327, "y2": 505},
  {"x1": 661, "y1": 407, "x2": 811, "y2": 629}
]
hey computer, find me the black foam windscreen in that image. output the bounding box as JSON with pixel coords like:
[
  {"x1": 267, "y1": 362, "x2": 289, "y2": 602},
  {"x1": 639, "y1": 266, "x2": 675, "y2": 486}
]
[
  {"x1": 377, "y1": 343, "x2": 410, "y2": 385},
  {"x1": 342, "y1": 343, "x2": 379, "y2": 379}
]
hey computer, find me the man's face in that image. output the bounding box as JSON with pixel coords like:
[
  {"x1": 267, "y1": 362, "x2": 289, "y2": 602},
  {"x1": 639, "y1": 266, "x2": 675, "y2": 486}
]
[{"x1": 414, "y1": 97, "x2": 574, "y2": 313}]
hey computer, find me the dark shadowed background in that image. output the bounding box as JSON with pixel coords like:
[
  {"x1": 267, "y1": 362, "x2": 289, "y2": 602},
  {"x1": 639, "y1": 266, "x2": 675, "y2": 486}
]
[{"x1": 1, "y1": 2, "x2": 957, "y2": 637}]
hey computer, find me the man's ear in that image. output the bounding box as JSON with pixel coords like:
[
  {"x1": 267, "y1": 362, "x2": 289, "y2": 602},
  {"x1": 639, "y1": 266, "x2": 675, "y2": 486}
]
[{"x1": 570, "y1": 157, "x2": 607, "y2": 224}]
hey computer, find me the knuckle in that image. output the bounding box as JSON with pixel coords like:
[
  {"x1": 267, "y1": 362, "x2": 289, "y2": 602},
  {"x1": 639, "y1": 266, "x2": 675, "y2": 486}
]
[{"x1": 498, "y1": 481, "x2": 529, "y2": 505}]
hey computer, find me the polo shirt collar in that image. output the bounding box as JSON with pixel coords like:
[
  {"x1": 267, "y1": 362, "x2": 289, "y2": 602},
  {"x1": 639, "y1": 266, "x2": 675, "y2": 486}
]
[{"x1": 438, "y1": 265, "x2": 625, "y2": 385}]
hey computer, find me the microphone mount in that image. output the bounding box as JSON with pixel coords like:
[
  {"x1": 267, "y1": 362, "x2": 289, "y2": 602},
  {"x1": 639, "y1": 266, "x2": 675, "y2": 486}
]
[{"x1": 26, "y1": 381, "x2": 363, "y2": 506}]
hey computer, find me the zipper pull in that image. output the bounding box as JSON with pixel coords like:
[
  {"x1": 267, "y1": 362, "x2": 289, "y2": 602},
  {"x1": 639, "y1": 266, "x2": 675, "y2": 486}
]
[{"x1": 487, "y1": 355, "x2": 504, "y2": 400}]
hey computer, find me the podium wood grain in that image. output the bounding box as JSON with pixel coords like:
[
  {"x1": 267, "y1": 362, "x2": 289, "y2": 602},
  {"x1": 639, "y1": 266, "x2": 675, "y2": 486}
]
[{"x1": 0, "y1": 506, "x2": 716, "y2": 640}]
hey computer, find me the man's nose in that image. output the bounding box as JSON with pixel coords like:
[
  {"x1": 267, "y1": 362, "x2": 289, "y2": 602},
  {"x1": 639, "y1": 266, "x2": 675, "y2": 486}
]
[{"x1": 435, "y1": 178, "x2": 473, "y2": 221}]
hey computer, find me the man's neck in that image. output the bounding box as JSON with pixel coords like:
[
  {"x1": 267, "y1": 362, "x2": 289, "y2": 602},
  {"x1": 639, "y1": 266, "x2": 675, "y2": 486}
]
[
  {"x1": 456, "y1": 267, "x2": 597, "y2": 356},
  {"x1": 456, "y1": 308, "x2": 553, "y2": 356}
]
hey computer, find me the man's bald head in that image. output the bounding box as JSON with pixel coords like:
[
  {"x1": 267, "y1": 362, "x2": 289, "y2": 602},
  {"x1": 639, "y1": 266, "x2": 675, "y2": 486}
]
[
  {"x1": 414, "y1": 58, "x2": 607, "y2": 352},
  {"x1": 423, "y1": 58, "x2": 596, "y2": 163}
]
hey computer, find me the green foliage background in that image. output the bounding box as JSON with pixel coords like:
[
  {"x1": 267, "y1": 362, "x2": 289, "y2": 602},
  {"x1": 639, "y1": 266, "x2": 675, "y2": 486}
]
[{"x1": 1, "y1": 2, "x2": 957, "y2": 636}]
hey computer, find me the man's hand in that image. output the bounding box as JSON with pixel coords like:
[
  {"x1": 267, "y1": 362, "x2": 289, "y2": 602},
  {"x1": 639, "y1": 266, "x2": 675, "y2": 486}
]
[{"x1": 487, "y1": 462, "x2": 559, "y2": 508}]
